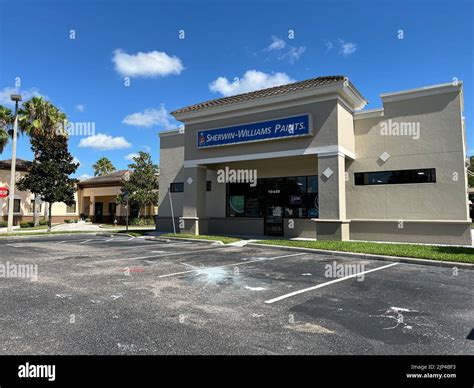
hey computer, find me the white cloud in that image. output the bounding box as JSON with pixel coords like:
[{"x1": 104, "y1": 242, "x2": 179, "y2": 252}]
[
  {"x1": 125, "y1": 153, "x2": 139, "y2": 161},
  {"x1": 324, "y1": 40, "x2": 334, "y2": 52},
  {"x1": 78, "y1": 133, "x2": 131, "y2": 151},
  {"x1": 75, "y1": 104, "x2": 85, "y2": 112},
  {"x1": 209, "y1": 70, "x2": 295, "y2": 97},
  {"x1": 78, "y1": 173, "x2": 92, "y2": 181},
  {"x1": 339, "y1": 40, "x2": 357, "y2": 57},
  {"x1": 264, "y1": 36, "x2": 305, "y2": 64},
  {"x1": 122, "y1": 105, "x2": 174, "y2": 129},
  {"x1": 112, "y1": 49, "x2": 184, "y2": 78},
  {"x1": 141, "y1": 145, "x2": 151, "y2": 152},
  {"x1": 0, "y1": 86, "x2": 45, "y2": 106},
  {"x1": 267, "y1": 36, "x2": 286, "y2": 51},
  {"x1": 279, "y1": 46, "x2": 306, "y2": 64}
]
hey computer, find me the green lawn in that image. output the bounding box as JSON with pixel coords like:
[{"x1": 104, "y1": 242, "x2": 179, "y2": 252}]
[
  {"x1": 101, "y1": 224, "x2": 155, "y2": 229},
  {"x1": 0, "y1": 230, "x2": 101, "y2": 237},
  {"x1": 115, "y1": 229, "x2": 154, "y2": 237},
  {"x1": 256, "y1": 239, "x2": 474, "y2": 264},
  {"x1": 164, "y1": 233, "x2": 241, "y2": 244},
  {"x1": 19, "y1": 225, "x2": 48, "y2": 231}
]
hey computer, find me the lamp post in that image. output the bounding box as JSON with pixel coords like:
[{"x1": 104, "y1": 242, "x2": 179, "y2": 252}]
[
  {"x1": 7, "y1": 94, "x2": 22, "y2": 233},
  {"x1": 124, "y1": 190, "x2": 129, "y2": 232}
]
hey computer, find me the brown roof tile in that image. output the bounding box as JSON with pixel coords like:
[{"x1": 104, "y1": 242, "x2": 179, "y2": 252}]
[{"x1": 171, "y1": 75, "x2": 363, "y2": 115}]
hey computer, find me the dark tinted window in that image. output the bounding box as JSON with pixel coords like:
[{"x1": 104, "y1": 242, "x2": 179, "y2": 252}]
[
  {"x1": 226, "y1": 176, "x2": 318, "y2": 219},
  {"x1": 170, "y1": 182, "x2": 184, "y2": 192},
  {"x1": 354, "y1": 168, "x2": 436, "y2": 185},
  {"x1": 206, "y1": 181, "x2": 212, "y2": 191}
]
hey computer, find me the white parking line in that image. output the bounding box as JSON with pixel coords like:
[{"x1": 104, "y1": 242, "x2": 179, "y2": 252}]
[
  {"x1": 157, "y1": 253, "x2": 307, "y2": 278},
  {"x1": 264, "y1": 262, "x2": 399, "y2": 304},
  {"x1": 78, "y1": 239, "x2": 95, "y2": 244},
  {"x1": 105, "y1": 242, "x2": 191, "y2": 250},
  {"x1": 93, "y1": 246, "x2": 231, "y2": 263}
]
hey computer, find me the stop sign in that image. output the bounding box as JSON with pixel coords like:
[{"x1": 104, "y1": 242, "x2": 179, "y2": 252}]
[{"x1": 0, "y1": 187, "x2": 9, "y2": 198}]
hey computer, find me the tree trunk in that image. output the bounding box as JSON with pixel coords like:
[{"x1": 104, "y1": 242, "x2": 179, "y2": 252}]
[
  {"x1": 33, "y1": 195, "x2": 40, "y2": 227},
  {"x1": 47, "y1": 202, "x2": 52, "y2": 232}
]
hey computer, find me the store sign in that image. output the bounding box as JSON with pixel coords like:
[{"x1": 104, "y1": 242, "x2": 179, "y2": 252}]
[
  {"x1": 197, "y1": 114, "x2": 311, "y2": 148},
  {"x1": 0, "y1": 187, "x2": 9, "y2": 198}
]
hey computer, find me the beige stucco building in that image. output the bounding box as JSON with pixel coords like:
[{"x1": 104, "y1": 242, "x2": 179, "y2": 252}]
[
  {"x1": 156, "y1": 76, "x2": 471, "y2": 245},
  {"x1": 0, "y1": 164, "x2": 156, "y2": 225},
  {"x1": 77, "y1": 170, "x2": 156, "y2": 223},
  {"x1": 0, "y1": 159, "x2": 79, "y2": 223}
]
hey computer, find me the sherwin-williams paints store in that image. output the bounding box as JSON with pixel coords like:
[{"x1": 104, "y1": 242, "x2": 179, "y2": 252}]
[{"x1": 156, "y1": 76, "x2": 472, "y2": 245}]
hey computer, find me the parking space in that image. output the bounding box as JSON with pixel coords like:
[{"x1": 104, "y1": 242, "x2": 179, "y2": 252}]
[{"x1": 0, "y1": 234, "x2": 472, "y2": 355}]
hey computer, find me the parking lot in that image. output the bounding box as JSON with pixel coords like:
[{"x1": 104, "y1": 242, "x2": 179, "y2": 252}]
[{"x1": 0, "y1": 233, "x2": 472, "y2": 355}]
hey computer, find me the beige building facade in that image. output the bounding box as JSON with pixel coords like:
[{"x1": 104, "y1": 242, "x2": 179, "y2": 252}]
[
  {"x1": 157, "y1": 76, "x2": 471, "y2": 245},
  {"x1": 0, "y1": 159, "x2": 79, "y2": 224},
  {"x1": 78, "y1": 170, "x2": 156, "y2": 223}
]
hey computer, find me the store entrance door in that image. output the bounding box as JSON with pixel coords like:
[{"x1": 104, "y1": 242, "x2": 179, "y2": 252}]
[
  {"x1": 264, "y1": 180, "x2": 284, "y2": 236},
  {"x1": 265, "y1": 204, "x2": 284, "y2": 236}
]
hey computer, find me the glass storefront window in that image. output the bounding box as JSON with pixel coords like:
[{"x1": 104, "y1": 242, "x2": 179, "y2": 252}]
[{"x1": 226, "y1": 175, "x2": 318, "y2": 219}]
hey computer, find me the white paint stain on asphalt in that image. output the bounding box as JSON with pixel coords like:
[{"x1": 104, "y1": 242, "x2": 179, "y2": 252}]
[
  {"x1": 244, "y1": 286, "x2": 266, "y2": 291},
  {"x1": 157, "y1": 253, "x2": 306, "y2": 279}
]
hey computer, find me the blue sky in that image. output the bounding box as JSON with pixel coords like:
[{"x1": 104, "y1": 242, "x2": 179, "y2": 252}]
[{"x1": 0, "y1": 0, "x2": 472, "y2": 179}]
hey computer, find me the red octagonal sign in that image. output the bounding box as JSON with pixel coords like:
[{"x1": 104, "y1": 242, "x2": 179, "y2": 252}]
[{"x1": 0, "y1": 187, "x2": 9, "y2": 198}]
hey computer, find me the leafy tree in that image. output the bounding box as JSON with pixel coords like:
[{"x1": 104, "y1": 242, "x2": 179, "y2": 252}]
[
  {"x1": 15, "y1": 97, "x2": 69, "y2": 226},
  {"x1": 117, "y1": 152, "x2": 159, "y2": 218},
  {"x1": 93, "y1": 157, "x2": 116, "y2": 176},
  {"x1": 18, "y1": 115, "x2": 78, "y2": 232}
]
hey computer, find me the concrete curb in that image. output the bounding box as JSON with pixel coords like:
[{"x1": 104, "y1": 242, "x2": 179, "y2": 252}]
[
  {"x1": 247, "y1": 243, "x2": 474, "y2": 270},
  {"x1": 98, "y1": 232, "x2": 138, "y2": 238},
  {"x1": 145, "y1": 236, "x2": 225, "y2": 245}
]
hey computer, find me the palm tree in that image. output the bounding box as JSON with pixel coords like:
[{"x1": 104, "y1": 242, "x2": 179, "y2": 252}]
[
  {"x1": 0, "y1": 97, "x2": 68, "y2": 227},
  {"x1": 0, "y1": 105, "x2": 14, "y2": 153},
  {"x1": 93, "y1": 157, "x2": 116, "y2": 176},
  {"x1": 18, "y1": 97, "x2": 69, "y2": 227},
  {"x1": 18, "y1": 96, "x2": 68, "y2": 139}
]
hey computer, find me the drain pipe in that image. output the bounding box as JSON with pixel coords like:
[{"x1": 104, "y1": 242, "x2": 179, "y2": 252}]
[{"x1": 169, "y1": 187, "x2": 176, "y2": 234}]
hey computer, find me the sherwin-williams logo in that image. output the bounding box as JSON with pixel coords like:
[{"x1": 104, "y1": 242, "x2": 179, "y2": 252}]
[
  {"x1": 197, "y1": 114, "x2": 311, "y2": 148},
  {"x1": 199, "y1": 132, "x2": 205, "y2": 146}
]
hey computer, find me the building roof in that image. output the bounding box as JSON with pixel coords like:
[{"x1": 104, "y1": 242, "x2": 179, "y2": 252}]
[
  {"x1": 0, "y1": 158, "x2": 32, "y2": 172},
  {"x1": 171, "y1": 75, "x2": 365, "y2": 116},
  {"x1": 78, "y1": 170, "x2": 131, "y2": 187}
]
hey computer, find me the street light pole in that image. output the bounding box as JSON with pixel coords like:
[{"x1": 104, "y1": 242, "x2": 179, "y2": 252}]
[{"x1": 7, "y1": 94, "x2": 22, "y2": 233}]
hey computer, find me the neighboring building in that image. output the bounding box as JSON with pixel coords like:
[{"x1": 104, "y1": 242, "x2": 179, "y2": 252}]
[
  {"x1": 157, "y1": 76, "x2": 471, "y2": 245},
  {"x1": 77, "y1": 170, "x2": 157, "y2": 223},
  {"x1": 0, "y1": 159, "x2": 79, "y2": 224},
  {"x1": 0, "y1": 163, "x2": 157, "y2": 225}
]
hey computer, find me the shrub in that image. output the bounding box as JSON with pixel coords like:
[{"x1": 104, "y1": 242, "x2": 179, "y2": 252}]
[
  {"x1": 129, "y1": 217, "x2": 155, "y2": 226},
  {"x1": 85, "y1": 218, "x2": 91, "y2": 223},
  {"x1": 39, "y1": 220, "x2": 48, "y2": 226},
  {"x1": 0, "y1": 221, "x2": 7, "y2": 228},
  {"x1": 20, "y1": 221, "x2": 30, "y2": 228}
]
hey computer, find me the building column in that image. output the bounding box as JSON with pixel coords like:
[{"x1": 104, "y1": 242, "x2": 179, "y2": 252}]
[
  {"x1": 315, "y1": 153, "x2": 350, "y2": 240},
  {"x1": 182, "y1": 165, "x2": 208, "y2": 235},
  {"x1": 89, "y1": 195, "x2": 95, "y2": 222}
]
